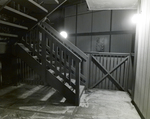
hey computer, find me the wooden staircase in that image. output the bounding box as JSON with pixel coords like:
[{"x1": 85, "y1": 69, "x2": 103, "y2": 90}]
[{"x1": 0, "y1": 0, "x2": 87, "y2": 105}]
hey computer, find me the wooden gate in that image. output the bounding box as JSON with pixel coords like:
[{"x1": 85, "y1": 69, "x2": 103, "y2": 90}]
[{"x1": 86, "y1": 52, "x2": 134, "y2": 91}]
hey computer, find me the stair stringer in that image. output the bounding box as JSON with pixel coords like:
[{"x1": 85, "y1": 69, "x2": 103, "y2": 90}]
[{"x1": 46, "y1": 70, "x2": 76, "y2": 105}]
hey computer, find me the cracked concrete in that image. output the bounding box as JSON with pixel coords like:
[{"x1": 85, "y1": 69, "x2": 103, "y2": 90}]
[{"x1": 0, "y1": 84, "x2": 141, "y2": 119}]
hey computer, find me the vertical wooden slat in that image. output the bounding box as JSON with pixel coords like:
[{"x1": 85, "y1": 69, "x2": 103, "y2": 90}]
[
  {"x1": 68, "y1": 54, "x2": 72, "y2": 84},
  {"x1": 33, "y1": 28, "x2": 36, "y2": 52},
  {"x1": 50, "y1": 38, "x2": 53, "y2": 65},
  {"x1": 63, "y1": 49, "x2": 67, "y2": 78},
  {"x1": 41, "y1": 31, "x2": 46, "y2": 84},
  {"x1": 75, "y1": 60, "x2": 80, "y2": 106},
  {"x1": 36, "y1": 28, "x2": 40, "y2": 55},
  {"x1": 54, "y1": 41, "x2": 58, "y2": 71},
  {"x1": 59, "y1": 46, "x2": 62, "y2": 73}
]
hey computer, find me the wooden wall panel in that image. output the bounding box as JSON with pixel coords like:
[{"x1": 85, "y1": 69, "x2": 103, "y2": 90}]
[
  {"x1": 111, "y1": 34, "x2": 132, "y2": 53},
  {"x1": 92, "y1": 11, "x2": 111, "y2": 32},
  {"x1": 134, "y1": 0, "x2": 150, "y2": 118},
  {"x1": 77, "y1": 36, "x2": 91, "y2": 52},
  {"x1": 64, "y1": 16, "x2": 76, "y2": 34},
  {"x1": 65, "y1": 5, "x2": 76, "y2": 17},
  {"x1": 64, "y1": 3, "x2": 135, "y2": 53},
  {"x1": 77, "y1": 13, "x2": 92, "y2": 33},
  {"x1": 112, "y1": 10, "x2": 136, "y2": 31}
]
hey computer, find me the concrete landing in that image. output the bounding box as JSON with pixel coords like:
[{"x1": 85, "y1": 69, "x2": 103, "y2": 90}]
[{"x1": 0, "y1": 84, "x2": 141, "y2": 119}]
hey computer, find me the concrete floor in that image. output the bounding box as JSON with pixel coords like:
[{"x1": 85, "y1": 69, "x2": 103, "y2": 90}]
[{"x1": 0, "y1": 84, "x2": 141, "y2": 119}]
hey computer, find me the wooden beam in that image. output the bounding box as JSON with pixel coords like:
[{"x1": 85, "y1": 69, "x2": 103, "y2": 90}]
[
  {"x1": 4, "y1": 6, "x2": 38, "y2": 22},
  {"x1": 0, "y1": 32, "x2": 18, "y2": 37},
  {"x1": 13, "y1": 0, "x2": 48, "y2": 13},
  {"x1": 0, "y1": 20, "x2": 28, "y2": 30},
  {"x1": 28, "y1": 0, "x2": 48, "y2": 12},
  {"x1": 0, "y1": 0, "x2": 10, "y2": 11}
]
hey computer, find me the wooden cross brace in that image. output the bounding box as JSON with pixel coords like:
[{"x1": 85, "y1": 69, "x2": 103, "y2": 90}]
[{"x1": 91, "y1": 55, "x2": 130, "y2": 91}]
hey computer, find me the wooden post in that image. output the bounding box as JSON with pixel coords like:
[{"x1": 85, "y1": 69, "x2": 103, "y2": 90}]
[
  {"x1": 75, "y1": 60, "x2": 80, "y2": 106},
  {"x1": 82, "y1": 54, "x2": 91, "y2": 89},
  {"x1": 41, "y1": 31, "x2": 46, "y2": 85}
]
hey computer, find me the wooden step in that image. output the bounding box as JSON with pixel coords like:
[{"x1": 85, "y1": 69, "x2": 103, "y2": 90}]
[
  {"x1": 0, "y1": 20, "x2": 28, "y2": 30},
  {"x1": 48, "y1": 69, "x2": 55, "y2": 75},
  {"x1": 3, "y1": 6, "x2": 38, "y2": 22},
  {"x1": 32, "y1": 56, "x2": 38, "y2": 60},
  {"x1": 0, "y1": 32, "x2": 18, "y2": 37},
  {"x1": 13, "y1": 0, "x2": 48, "y2": 13}
]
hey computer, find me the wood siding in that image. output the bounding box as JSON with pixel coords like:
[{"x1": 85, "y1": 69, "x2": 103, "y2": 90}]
[
  {"x1": 64, "y1": 3, "x2": 136, "y2": 53},
  {"x1": 134, "y1": 0, "x2": 150, "y2": 118}
]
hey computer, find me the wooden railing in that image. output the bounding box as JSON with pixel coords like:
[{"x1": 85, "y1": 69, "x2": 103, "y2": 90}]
[
  {"x1": 20, "y1": 25, "x2": 84, "y2": 101},
  {"x1": 86, "y1": 52, "x2": 134, "y2": 91},
  {"x1": 40, "y1": 22, "x2": 88, "y2": 61}
]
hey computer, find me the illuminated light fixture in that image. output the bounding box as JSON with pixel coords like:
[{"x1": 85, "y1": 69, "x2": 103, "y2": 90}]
[
  {"x1": 60, "y1": 31, "x2": 68, "y2": 39},
  {"x1": 131, "y1": 14, "x2": 141, "y2": 24}
]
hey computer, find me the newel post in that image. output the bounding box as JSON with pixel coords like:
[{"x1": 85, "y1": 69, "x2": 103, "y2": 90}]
[
  {"x1": 82, "y1": 54, "x2": 91, "y2": 89},
  {"x1": 75, "y1": 60, "x2": 81, "y2": 106}
]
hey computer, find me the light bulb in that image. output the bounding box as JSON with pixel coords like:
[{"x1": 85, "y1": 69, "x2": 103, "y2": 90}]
[{"x1": 60, "y1": 31, "x2": 68, "y2": 39}]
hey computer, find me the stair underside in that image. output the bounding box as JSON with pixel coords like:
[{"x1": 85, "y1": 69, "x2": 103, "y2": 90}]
[
  {"x1": 2, "y1": 6, "x2": 38, "y2": 22},
  {"x1": 0, "y1": 32, "x2": 18, "y2": 37},
  {"x1": 14, "y1": 43, "x2": 85, "y2": 105},
  {"x1": 0, "y1": 20, "x2": 28, "y2": 30},
  {"x1": 12, "y1": 0, "x2": 48, "y2": 13}
]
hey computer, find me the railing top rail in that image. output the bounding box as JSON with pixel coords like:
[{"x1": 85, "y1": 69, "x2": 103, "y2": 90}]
[
  {"x1": 38, "y1": 25, "x2": 82, "y2": 62},
  {"x1": 85, "y1": 51, "x2": 131, "y2": 57},
  {"x1": 40, "y1": 22, "x2": 88, "y2": 61}
]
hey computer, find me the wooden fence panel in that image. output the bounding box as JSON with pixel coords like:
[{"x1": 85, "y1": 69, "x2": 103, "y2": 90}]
[{"x1": 87, "y1": 52, "x2": 133, "y2": 91}]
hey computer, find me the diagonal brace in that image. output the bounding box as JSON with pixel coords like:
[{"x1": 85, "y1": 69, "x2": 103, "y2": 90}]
[{"x1": 91, "y1": 56, "x2": 129, "y2": 90}]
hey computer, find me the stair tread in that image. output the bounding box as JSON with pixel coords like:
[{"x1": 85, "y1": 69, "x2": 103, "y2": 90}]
[
  {"x1": 32, "y1": 56, "x2": 38, "y2": 59},
  {"x1": 0, "y1": 32, "x2": 18, "y2": 37},
  {"x1": 48, "y1": 69, "x2": 55, "y2": 75},
  {"x1": 3, "y1": 6, "x2": 38, "y2": 22},
  {"x1": 0, "y1": 20, "x2": 28, "y2": 30},
  {"x1": 56, "y1": 76, "x2": 64, "y2": 82},
  {"x1": 13, "y1": 0, "x2": 48, "y2": 13},
  {"x1": 20, "y1": 44, "x2": 31, "y2": 52}
]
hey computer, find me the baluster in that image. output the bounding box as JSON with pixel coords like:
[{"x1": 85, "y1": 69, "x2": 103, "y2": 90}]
[
  {"x1": 63, "y1": 50, "x2": 67, "y2": 78},
  {"x1": 33, "y1": 28, "x2": 36, "y2": 52},
  {"x1": 75, "y1": 60, "x2": 80, "y2": 106},
  {"x1": 25, "y1": 34, "x2": 27, "y2": 44},
  {"x1": 68, "y1": 54, "x2": 72, "y2": 84},
  {"x1": 29, "y1": 31, "x2": 32, "y2": 48},
  {"x1": 59, "y1": 46, "x2": 62, "y2": 73},
  {"x1": 54, "y1": 41, "x2": 58, "y2": 71},
  {"x1": 36, "y1": 27, "x2": 40, "y2": 55},
  {"x1": 50, "y1": 38, "x2": 53, "y2": 65},
  {"x1": 41, "y1": 31, "x2": 46, "y2": 84}
]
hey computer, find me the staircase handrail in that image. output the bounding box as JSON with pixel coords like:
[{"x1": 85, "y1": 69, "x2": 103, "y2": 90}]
[
  {"x1": 40, "y1": 22, "x2": 88, "y2": 61},
  {"x1": 38, "y1": 25, "x2": 82, "y2": 62}
]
